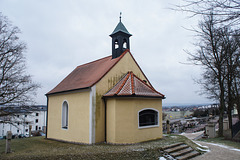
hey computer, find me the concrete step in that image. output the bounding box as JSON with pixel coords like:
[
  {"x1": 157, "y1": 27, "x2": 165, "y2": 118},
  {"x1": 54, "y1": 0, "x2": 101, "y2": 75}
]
[
  {"x1": 171, "y1": 147, "x2": 194, "y2": 157},
  {"x1": 176, "y1": 150, "x2": 201, "y2": 160},
  {"x1": 164, "y1": 144, "x2": 189, "y2": 153},
  {"x1": 162, "y1": 142, "x2": 185, "y2": 150}
]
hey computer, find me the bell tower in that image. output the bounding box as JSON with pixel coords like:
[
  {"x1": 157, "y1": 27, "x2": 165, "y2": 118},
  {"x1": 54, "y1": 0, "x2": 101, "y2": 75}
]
[{"x1": 110, "y1": 13, "x2": 132, "y2": 59}]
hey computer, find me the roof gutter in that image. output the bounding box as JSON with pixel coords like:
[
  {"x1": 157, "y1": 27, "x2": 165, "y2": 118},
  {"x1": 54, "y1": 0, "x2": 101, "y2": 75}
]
[
  {"x1": 102, "y1": 97, "x2": 107, "y2": 143},
  {"x1": 103, "y1": 95, "x2": 165, "y2": 99},
  {"x1": 45, "y1": 87, "x2": 91, "y2": 96}
]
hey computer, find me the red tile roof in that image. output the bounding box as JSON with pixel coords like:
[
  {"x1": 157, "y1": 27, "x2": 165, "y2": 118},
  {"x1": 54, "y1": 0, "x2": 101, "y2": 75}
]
[
  {"x1": 103, "y1": 72, "x2": 165, "y2": 98},
  {"x1": 47, "y1": 50, "x2": 126, "y2": 95},
  {"x1": 47, "y1": 49, "x2": 156, "y2": 95}
]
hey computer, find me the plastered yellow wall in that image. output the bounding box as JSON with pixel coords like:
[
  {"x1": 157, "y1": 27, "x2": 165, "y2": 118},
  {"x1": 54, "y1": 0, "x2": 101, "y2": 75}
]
[
  {"x1": 95, "y1": 52, "x2": 150, "y2": 143},
  {"x1": 106, "y1": 98, "x2": 162, "y2": 144},
  {"x1": 47, "y1": 90, "x2": 90, "y2": 143},
  {"x1": 106, "y1": 99, "x2": 116, "y2": 142}
]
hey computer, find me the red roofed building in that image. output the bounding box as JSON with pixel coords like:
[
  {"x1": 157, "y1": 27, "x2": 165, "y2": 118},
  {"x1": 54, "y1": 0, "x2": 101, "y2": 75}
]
[{"x1": 46, "y1": 17, "x2": 165, "y2": 144}]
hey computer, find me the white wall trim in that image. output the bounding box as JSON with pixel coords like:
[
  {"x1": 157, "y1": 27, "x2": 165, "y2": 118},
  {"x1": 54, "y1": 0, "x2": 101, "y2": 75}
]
[
  {"x1": 49, "y1": 88, "x2": 90, "y2": 96},
  {"x1": 89, "y1": 85, "x2": 96, "y2": 144}
]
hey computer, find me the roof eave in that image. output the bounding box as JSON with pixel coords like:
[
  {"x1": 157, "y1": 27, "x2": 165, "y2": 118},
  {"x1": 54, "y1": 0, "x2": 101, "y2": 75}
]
[
  {"x1": 103, "y1": 95, "x2": 165, "y2": 99},
  {"x1": 109, "y1": 31, "x2": 132, "y2": 37},
  {"x1": 46, "y1": 87, "x2": 91, "y2": 96}
]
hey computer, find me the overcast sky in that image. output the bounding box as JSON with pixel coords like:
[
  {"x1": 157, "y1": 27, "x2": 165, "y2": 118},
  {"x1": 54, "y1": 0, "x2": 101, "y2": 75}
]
[{"x1": 0, "y1": 0, "x2": 215, "y2": 106}]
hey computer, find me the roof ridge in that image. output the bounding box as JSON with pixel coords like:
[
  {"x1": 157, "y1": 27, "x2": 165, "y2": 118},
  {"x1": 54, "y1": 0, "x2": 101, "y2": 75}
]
[
  {"x1": 76, "y1": 55, "x2": 112, "y2": 69},
  {"x1": 91, "y1": 49, "x2": 130, "y2": 87},
  {"x1": 77, "y1": 49, "x2": 130, "y2": 69},
  {"x1": 133, "y1": 72, "x2": 165, "y2": 97},
  {"x1": 126, "y1": 51, "x2": 154, "y2": 88},
  {"x1": 115, "y1": 72, "x2": 130, "y2": 95},
  {"x1": 130, "y1": 72, "x2": 135, "y2": 95}
]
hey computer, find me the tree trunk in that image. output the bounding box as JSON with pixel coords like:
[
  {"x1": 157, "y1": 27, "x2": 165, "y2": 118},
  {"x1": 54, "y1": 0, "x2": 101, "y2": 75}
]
[
  {"x1": 218, "y1": 104, "x2": 224, "y2": 137},
  {"x1": 218, "y1": 81, "x2": 225, "y2": 137},
  {"x1": 227, "y1": 101, "x2": 233, "y2": 138},
  {"x1": 227, "y1": 71, "x2": 233, "y2": 138}
]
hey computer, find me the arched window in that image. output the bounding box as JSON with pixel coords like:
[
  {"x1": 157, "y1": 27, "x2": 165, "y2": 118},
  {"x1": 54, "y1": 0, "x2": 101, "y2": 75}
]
[
  {"x1": 139, "y1": 109, "x2": 159, "y2": 128},
  {"x1": 62, "y1": 101, "x2": 68, "y2": 129},
  {"x1": 123, "y1": 39, "x2": 127, "y2": 49},
  {"x1": 114, "y1": 40, "x2": 119, "y2": 49}
]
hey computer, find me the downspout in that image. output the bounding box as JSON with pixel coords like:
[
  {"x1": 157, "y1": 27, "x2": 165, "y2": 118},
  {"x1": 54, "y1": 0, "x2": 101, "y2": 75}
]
[
  {"x1": 45, "y1": 95, "x2": 49, "y2": 139},
  {"x1": 103, "y1": 97, "x2": 107, "y2": 143}
]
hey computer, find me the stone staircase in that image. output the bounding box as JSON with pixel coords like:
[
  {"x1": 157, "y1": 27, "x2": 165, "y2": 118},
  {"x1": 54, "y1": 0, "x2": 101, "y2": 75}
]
[{"x1": 162, "y1": 142, "x2": 201, "y2": 160}]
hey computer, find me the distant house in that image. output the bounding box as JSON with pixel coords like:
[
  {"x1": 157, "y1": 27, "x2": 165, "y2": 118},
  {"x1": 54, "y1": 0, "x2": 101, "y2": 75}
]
[
  {"x1": 46, "y1": 18, "x2": 165, "y2": 144},
  {"x1": 0, "y1": 105, "x2": 47, "y2": 137}
]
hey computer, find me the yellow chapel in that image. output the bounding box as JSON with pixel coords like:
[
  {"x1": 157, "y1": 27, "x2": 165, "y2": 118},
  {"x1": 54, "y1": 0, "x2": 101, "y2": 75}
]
[{"x1": 46, "y1": 17, "x2": 165, "y2": 144}]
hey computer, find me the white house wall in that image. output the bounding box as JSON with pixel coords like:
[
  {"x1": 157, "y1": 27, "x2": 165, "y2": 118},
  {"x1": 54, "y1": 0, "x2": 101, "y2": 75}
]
[{"x1": 0, "y1": 110, "x2": 47, "y2": 137}]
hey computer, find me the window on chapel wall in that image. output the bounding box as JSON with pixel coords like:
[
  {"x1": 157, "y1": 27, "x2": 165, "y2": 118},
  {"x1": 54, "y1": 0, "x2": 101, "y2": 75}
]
[
  {"x1": 62, "y1": 101, "x2": 68, "y2": 129},
  {"x1": 139, "y1": 109, "x2": 159, "y2": 128}
]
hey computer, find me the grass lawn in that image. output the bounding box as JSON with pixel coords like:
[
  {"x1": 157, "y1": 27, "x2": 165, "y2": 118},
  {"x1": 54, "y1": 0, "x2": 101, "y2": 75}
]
[
  {"x1": 199, "y1": 137, "x2": 240, "y2": 149},
  {"x1": 0, "y1": 135, "x2": 202, "y2": 160}
]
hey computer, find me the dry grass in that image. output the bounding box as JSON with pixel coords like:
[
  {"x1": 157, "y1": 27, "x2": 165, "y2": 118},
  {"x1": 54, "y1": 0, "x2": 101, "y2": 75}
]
[{"x1": 0, "y1": 135, "x2": 195, "y2": 160}]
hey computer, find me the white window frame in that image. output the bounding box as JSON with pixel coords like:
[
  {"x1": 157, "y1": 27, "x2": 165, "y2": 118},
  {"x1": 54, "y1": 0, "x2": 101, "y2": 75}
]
[
  {"x1": 62, "y1": 101, "x2": 69, "y2": 129},
  {"x1": 138, "y1": 108, "x2": 159, "y2": 129}
]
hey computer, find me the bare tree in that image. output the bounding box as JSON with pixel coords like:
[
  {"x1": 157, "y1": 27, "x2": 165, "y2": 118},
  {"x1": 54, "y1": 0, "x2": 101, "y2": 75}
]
[
  {"x1": 174, "y1": 0, "x2": 240, "y2": 26},
  {"x1": 222, "y1": 29, "x2": 240, "y2": 135},
  {"x1": 0, "y1": 13, "x2": 40, "y2": 121},
  {"x1": 187, "y1": 14, "x2": 231, "y2": 137},
  {"x1": 173, "y1": 0, "x2": 240, "y2": 137},
  {"x1": 231, "y1": 33, "x2": 240, "y2": 120},
  {"x1": 188, "y1": 13, "x2": 240, "y2": 137}
]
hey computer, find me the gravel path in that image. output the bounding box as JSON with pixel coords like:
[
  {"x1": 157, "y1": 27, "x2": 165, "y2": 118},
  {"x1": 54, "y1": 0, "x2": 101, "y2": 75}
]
[{"x1": 192, "y1": 141, "x2": 240, "y2": 160}]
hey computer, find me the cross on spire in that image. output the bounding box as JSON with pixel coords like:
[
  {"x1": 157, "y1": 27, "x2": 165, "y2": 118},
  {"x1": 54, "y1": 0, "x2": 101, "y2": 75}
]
[{"x1": 120, "y1": 12, "x2": 122, "y2": 22}]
